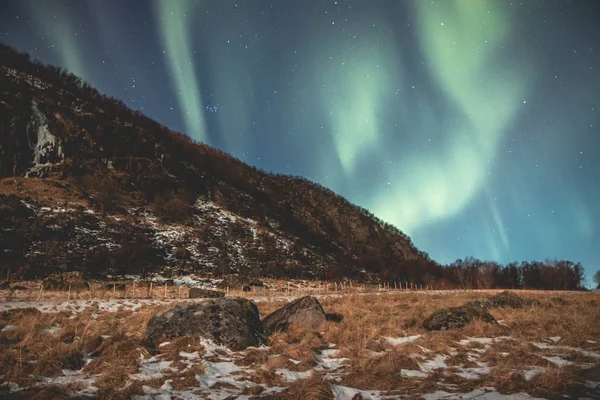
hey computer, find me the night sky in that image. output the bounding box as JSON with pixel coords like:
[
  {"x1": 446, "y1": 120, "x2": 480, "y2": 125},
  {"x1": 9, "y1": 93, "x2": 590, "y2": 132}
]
[{"x1": 1, "y1": 1, "x2": 599, "y2": 285}]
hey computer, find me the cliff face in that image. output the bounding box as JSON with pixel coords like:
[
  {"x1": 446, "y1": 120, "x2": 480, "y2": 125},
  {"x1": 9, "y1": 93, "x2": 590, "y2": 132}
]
[{"x1": 0, "y1": 43, "x2": 439, "y2": 281}]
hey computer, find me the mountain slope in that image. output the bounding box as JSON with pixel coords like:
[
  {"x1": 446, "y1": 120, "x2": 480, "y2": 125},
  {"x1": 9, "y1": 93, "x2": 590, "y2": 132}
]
[{"x1": 0, "y1": 42, "x2": 440, "y2": 282}]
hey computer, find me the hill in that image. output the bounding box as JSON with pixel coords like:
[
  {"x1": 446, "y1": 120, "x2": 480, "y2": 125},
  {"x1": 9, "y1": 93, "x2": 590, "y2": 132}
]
[{"x1": 0, "y1": 42, "x2": 440, "y2": 282}]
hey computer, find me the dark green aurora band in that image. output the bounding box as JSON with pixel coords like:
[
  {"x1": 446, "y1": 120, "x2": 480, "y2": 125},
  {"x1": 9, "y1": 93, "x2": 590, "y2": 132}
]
[{"x1": 1, "y1": 0, "x2": 598, "y2": 284}]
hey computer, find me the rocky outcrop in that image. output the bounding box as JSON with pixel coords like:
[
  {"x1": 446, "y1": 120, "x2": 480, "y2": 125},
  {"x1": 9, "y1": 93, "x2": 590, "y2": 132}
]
[
  {"x1": 262, "y1": 296, "x2": 328, "y2": 333},
  {"x1": 146, "y1": 297, "x2": 264, "y2": 350},
  {"x1": 422, "y1": 305, "x2": 497, "y2": 331},
  {"x1": 188, "y1": 287, "x2": 225, "y2": 298}
]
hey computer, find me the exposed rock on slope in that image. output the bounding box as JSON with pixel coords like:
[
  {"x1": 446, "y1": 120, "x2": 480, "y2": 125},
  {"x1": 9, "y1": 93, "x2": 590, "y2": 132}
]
[{"x1": 0, "y1": 42, "x2": 439, "y2": 281}]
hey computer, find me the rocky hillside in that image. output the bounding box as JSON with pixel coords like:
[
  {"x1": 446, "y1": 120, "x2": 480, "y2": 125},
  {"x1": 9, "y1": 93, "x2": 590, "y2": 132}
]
[{"x1": 0, "y1": 42, "x2": 440, "y2": 282}]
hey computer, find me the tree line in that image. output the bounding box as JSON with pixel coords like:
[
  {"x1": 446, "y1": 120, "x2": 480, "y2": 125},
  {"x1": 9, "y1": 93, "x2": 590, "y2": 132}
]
[{"x1": 444, "y1": 257, "x2": 586, "y2": 291}]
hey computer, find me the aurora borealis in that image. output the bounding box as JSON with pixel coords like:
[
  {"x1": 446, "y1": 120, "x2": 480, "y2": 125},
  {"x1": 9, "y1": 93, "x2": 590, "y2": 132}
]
[{"x1": 1, "y1": 1, "x2": 598, "y2": 284}]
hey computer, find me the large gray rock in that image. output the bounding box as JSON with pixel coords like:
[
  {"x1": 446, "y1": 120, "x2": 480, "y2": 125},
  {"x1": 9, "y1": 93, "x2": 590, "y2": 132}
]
[
  {"x1": 146, "y1": 297, "x2": 264, "y2": 350},
  {"x1": 262, "y1": 296, "x2": 327, "y2": 333},
  {"x1": 422, "y1": 305, "x2": 497, "y2": 331},
  {"x1": 188, "y1": 288, "x2": 225, "y2": 298}
]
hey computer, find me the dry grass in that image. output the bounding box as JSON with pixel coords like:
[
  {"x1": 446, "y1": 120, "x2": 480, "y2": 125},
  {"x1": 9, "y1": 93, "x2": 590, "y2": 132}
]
[
  {"x1": 265, "y1": 376, "x2": 334, "y2": 400},
  {"x1": 0, "y1": 289, "x2": 598, "y2": 398}
]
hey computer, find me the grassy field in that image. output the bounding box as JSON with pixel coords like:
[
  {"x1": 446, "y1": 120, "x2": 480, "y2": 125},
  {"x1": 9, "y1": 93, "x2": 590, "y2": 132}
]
[{"x1": 0, "y1": 287, "x2": 598, "y2": 399}]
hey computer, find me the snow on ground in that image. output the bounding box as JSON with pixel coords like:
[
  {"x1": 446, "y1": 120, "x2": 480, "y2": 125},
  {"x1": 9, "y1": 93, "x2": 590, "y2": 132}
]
[
  {"x1": 331, "y1": 384, "x2": 383, "y2": 400},
  {"x1": 0, "y1": 299, "x2": 183, "y2": 314},
  {"x1": 422, "y1": 387, "x2": 546, "y2": 400},
  {"x1": 385, "y1": 334, "x2": 422, "y2": 346},
  {"x1": 533, "y1": 342, "x2": 600, "y2": 359}
]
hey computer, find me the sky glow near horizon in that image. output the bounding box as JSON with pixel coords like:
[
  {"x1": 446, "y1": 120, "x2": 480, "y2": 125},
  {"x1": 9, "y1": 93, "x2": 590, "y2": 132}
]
[{"x1": 0, "y1": 0, "x2": 598, "y2": 284}]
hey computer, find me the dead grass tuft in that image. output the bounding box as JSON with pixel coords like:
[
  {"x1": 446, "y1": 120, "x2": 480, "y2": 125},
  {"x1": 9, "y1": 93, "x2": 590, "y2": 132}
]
[{"x1": 268, "y1": 376, "x2": 334, "y2": 400}]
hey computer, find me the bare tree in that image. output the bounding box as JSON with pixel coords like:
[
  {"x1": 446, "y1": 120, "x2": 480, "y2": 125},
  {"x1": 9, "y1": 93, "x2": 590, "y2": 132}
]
[{"x1": 594, "y1": 270, "x2": 600, "y2": 289}]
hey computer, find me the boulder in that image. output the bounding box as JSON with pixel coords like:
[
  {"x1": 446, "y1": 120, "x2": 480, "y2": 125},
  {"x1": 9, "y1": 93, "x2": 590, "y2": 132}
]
[
  {"x1": 489, "y1": 291, "x2": 540, "y2": 308},
  {"x1": 189, "y1": 287, "x2": 225, "y2": 298},
  {"x1": 422, "y1": 305, "x2": 497, "y2": 331},
  {"x1": 262, "y1": 296, "x2": 327, "y2": 333},
  {"x1": 463, "y1": 299, "x2": 493, "y2": 310},
  {"x1": 146, "y1": 297, "x2": 264, "y2": 350},
  {"x1": 42, "y1": 272, "x2": 88, "y2": 291}
]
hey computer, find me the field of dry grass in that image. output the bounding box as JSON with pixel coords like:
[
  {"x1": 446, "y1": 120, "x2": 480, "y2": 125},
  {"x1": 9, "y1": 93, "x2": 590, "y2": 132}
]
[{"x1": 0, "y1": 288, "x2": 598, "y2": 399}]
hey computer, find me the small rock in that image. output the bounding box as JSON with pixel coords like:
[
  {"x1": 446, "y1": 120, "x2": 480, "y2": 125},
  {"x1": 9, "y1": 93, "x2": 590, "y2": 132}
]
[
  {"x1": 189, "y1": 288, "x2": 225, "y2": 298},
  {"x1": 326, "y1": 312, "x2": 344, "y2": 323},
  {"x1": 146, "y1": 297, "x2": 264, "y2": 350},
  {"x1": 422, "y1": 305, "x2": 497, "y2": 331},
  {"x1": 262, "y1": 296, "x2": 328, "y2": 333}
]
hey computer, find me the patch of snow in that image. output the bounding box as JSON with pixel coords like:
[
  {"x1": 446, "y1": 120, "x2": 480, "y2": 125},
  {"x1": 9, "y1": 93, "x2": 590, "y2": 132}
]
[
  {"x1": 401, "y1": 369, "x2": 429, "y2": 378},
  {"x1": 521, "y1": 366, "x2": 544, "y2": 381},
  {"x1": 385, "y1": 335, "x2": 422, "y2": 346},
  {"x1": 423, "y1": 387, "x2": 546, "y2": 400},
  {"x1": 454, "y1": 363, "x2": 491, "y2": 380},
  {"x1": 204, "y1": 361, "x2": 242, "y2": 377},
  {"x1": 1, "y1": 325, "x2": 16, "y2": 332},
  {"x1": 458, "y1": 336, "x2": 513, "y2": 346},
  {"x1": 532, "y1": 342, "x2": 600, "y2": 359},
  {"x1": 330, "y1": 384, "x2": 382, "y2": 400},
  {"x1": 315, "y1": 348, "x2": 350, "y2": 374},
  {"x1": 0, "y1": 299, "x2": 181, "y2": 315},
  {"x1": 134, "y1": 358, "x2": 174, "y2": 380},
  {"x1": 275, "y1": 368, "x2": 313, "y2": 382},
  {"x1": 584, "y1": 380, "x2": 600, "y2": 389},
  {"x1": 180, "y1": 351, "x2": 200, "y2": 360},
  {"x1": 42, "y1": 324, "x2": 61, "y2": 335},
  {"x1": 200, "y1": 338, "x2": 232, "y2": 358},
  {"x1": 419, "y1": 354, "x2": 448, "y2": 372},
  {"x1": 541, "y1": 356, "x2": 572, "y2": 367}
]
